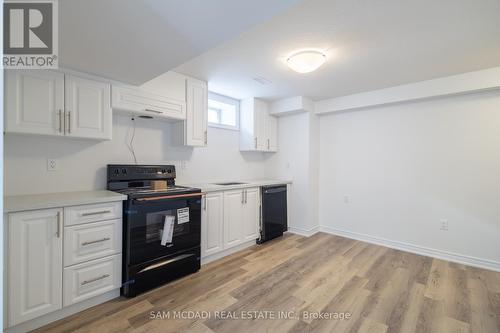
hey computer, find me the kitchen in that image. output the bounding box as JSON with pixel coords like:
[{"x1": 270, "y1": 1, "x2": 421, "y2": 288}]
[{"x1": 3, "y1": 0, "x2": 500, "y2": 332}]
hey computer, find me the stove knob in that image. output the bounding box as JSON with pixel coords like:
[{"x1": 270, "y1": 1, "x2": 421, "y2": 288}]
[
  {"x1": 121, "y1": 168, "x2": 127, "y2": 174},
  {"x1": 113, "y1": 169, "x2": 120, "y2": 175},
  {"x1": 161, "y1": 169, "x2": 166, "y2": 174}
]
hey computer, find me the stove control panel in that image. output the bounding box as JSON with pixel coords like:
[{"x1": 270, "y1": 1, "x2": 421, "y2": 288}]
[{"x1": 107, "y1": 165, "x2": 176, "y2": 181}]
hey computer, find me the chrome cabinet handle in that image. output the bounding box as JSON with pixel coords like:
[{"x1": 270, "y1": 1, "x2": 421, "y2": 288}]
[
  {"x1": 145, "y1": 108, "x2": 163, "y2": 114},
  {"x1": 81, "y1": 210, "x2": 111, "y2": 216},
  {"x1": 203, "y1": 195, "x2": 207, "y2": 211},
  {"x1": 82, "y1": 237, "x2": 110, "y2": 246},
  {"x1": 81, "y1": 274, "x2": 110, "y2": 286},
  {"x1": 66, "y1": 111, "x2": 71, "y2": 133},
  {"x1": 241, "y1": 190, "x2": 244, "y2": 204},
  {"x1": 204, "y1": 131, "x2": 207, "y2": 145},
  {"x1": 267, "y1": 139, "x2": 270, "y2": 150},
  {"x1": 58, "y1": 110, "x2": 63, "y2": 133},
  {"x1": 254, "y1": 137, "x2": 257, "y2": 149},
  {"x1": 56, "y1": 211, "x2": 61, "y2": 238},
  {"x1": 245, "y1": 189, "x2": 248, "y2": 204}
]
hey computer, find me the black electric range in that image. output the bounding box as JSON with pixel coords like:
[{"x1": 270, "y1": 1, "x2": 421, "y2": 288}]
[{"x1": 107, "y1": 164, "x2": 202, "y2": 297}]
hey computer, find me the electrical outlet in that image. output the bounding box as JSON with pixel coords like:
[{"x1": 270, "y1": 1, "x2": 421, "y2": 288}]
[
  {"x1": 343, "y1": 195, "x2": 350, "y2": 204},
  {"x1": 47, "y1": 159, "x2": 58, "y2": 171},
  {"x1": 440, "y1": 219, "x2": 449, "y2": 231}
]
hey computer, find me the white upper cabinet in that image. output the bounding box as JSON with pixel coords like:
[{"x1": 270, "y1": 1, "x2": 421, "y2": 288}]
[
  {"x1": 266, "y1": 112, "x2": 278, "y2": 152},
  {"x1": 65, "y1": 75, "x2": 112, "y2": 140},
  {"x1": 5, "y1": 70, "x2": 112, "y2": 140},
  {"x1": 240, "y1": 98, "x2": 278, "y2": 152},
  {"x1": 111, "y1": 85, "x2": 186, "y2": 120},
  {"x1": 8, "y1": 208, "x2": 63, "y2": 326},
  {"x1": 185, "y1": 78, "x2": 208, "y2": 146},
  {"x1": 112, "y1": 71, "x2": 187, "y2": 121},
  {"x1": 171, "y1": 76, "x2": 209, "y2": 147},
  {"x1": 5, "y1": 70, "x2": 64, "y2": 136}
]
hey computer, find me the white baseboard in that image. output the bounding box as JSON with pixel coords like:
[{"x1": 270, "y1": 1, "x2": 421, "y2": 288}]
[
  {"x1": 201, "y1": 239, "x2": 257, "y2": 265},
  {"x1": 287, "y1": 225, "x2": 320, "y2": 237},
  {"x1": 5, "y1": 289, "x2": 120, "y2": 333},
  {"x1": 319, "y1": 225, "x2": 500, "y2": 272}
]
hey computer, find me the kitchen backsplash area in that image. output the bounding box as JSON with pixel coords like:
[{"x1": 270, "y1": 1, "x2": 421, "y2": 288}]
[{"x1": 4, "y1": 115, "x2": 272, "y2": 196}]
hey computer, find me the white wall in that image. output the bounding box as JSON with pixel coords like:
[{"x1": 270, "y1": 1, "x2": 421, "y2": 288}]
[
  {"x1": 318, "y1": 90, "x2": 500, "y2": 264},
  {"x1": 266, "y1": 112, "x2": 319, "y2": 233},
  {"x1": 4, "y1": 115, "x2": 271, "y2": 195}
]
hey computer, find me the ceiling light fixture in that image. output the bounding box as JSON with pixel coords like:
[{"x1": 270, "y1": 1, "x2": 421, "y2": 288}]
[{"x1": 286, "y1": 50, "x2": 326, "y2": 73}]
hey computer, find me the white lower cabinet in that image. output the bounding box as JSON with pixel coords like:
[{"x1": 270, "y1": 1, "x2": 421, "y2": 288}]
[
  {"x1": 8, "y1": 209, "x2": 63, "y2": 326},
  {"x1": 242, "y1": 188, "x2": 260, "y2": 241},
  {"x1": 63, "y1": 254, "x2": 121, "y2": 306},
  {"x1": 6, "y1": 201, "x2": 123, "y2": 328},
  {"x1": 201, "y1": 192, "x2": 224, "y2": 257},
  {"x1": 202, "y1": 187, "x2": 261, "y2": 259},
  {"x1": 64, "y1": 219, "x2": 122, "y2": 266},
  {"x1": 223, "y1": 189, "x2": 245, "y2": 248}
]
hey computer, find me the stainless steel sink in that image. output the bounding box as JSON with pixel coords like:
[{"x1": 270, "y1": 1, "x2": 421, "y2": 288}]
[{"x1": 213, "y1": 182, "x2": 247, "y2": 186}]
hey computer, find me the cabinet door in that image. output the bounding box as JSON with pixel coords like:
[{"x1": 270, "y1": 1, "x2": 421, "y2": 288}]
[
  {"x1": 65, "y1": 75, "x2": 112, "y2": 140},
  {"x1": 186, "y1": 78, "x2": 208, "y2": 146},
  {"x1": 5, "y1": 70, "x2": 64, "y2": 136},
  {"x1": 223, "y1": 189, "x2": 244, "y2": 248},
  {"x1": 254, "y1": 99, "x2": 267, "y2": 151},
  {"x1": 242, "y1": 188, "x2": 260, "y2": 241},
  {"x1": 267, "y1": 114, "x2": 278, "y2": 152},
  {"x1": 8, "y1": 208, "x2": 63, "y2": 326},
  {"x1": 201, "y1": 192, "x2": 224, "y2": 257}
]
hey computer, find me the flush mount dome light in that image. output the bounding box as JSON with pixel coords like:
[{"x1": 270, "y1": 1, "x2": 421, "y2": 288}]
[{"x1": 286, "y1": 50, "x2": 326, "y2": 73}]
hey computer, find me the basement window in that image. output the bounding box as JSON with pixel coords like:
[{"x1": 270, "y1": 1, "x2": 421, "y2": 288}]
[{"x1": 208, "y1": 92, "x2": 240, "y2": 130}]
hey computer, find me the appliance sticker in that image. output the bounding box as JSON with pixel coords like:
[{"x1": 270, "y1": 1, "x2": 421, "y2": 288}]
[{"x1": 177, "y1": 207, "x2": 190, "y2": 224}]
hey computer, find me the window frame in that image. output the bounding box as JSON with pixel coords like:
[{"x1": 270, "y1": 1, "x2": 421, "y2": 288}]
[{"x1": 207, "y1": 92, "x2": 240, "y2": 131}]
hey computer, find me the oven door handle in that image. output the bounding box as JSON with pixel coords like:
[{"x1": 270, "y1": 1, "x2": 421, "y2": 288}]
[
  {"x1": 134, "y1": 192, "x2": 204, "y2": 202},
  {"x1": 137, "y1": 253, "x2": 196, "y2": 274}
]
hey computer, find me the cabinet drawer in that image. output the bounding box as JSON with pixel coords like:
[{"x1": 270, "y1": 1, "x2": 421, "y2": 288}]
[
  {"x1": 64, "y1": 219, "x2": 122, "y2": 266},
  {"x1": 64, "y1": 201, "x2": 122, "y2": 226},
  {"x1": 63, "y1": 254, "x2": 121, "y2": 306}
]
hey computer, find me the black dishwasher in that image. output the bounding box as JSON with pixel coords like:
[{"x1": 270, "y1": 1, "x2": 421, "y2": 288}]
[{"x1": 258, "y1": 185, "x2": 288, "y2": 244}]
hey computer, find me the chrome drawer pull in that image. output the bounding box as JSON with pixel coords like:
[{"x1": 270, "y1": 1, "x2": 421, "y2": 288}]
[
  {"x1": 81, "y1": 274, "x2": 110, "y2": 286},
  {"x1": 82, "y1": 237, "x2": 110, "y2": 246},
  {"x1": 81, "y1": 210, "x2": 111, "y2": 216}
]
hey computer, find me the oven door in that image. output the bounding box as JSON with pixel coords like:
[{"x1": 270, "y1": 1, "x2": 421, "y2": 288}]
[{"x1": 124, "y1": 193, "x2": 201, "y2": 266}]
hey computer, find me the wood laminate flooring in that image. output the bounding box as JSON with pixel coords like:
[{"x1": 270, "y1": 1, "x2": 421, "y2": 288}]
[{"x1": 35, "y1": 233, "x2": 500, "y2": 333}]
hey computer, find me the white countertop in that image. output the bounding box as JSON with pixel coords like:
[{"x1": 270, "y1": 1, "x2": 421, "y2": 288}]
[
  {"x1": 179, "y1": 179, "x2": 292, "y2": 193},
  {"x1": 4, "y1": 190, "x2": 127, "y2": 213}
]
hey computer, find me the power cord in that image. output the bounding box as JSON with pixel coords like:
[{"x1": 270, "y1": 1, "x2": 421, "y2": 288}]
[{"x1": 127, "y1": 117, "x2": 138, "y2": 164}]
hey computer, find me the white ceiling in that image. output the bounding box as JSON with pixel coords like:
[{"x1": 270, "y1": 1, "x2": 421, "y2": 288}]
[
  {"x1": 174, "y1": 0, "x2": 500, "y2": 101},
  {"x1": 59, "y1": 0, "x2": 300, "y2": 85}
]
